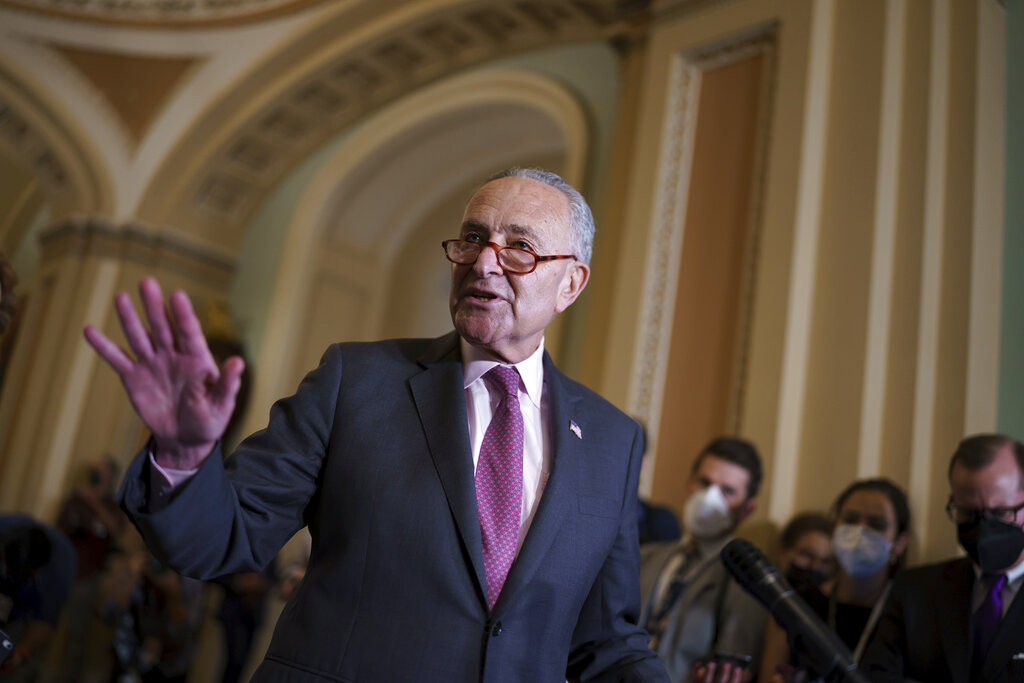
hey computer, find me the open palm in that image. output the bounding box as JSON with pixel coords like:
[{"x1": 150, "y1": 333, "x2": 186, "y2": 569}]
[{"x1": 84, "y1": 278, "x2": 244, "y2": 469}]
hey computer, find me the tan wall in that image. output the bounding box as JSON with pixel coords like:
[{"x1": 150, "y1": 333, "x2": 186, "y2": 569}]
[
  {"x1": 0, "y1": 0, "x2": 1006, "y2": 570},
  {"x1": 600, "y1": 0, "x2": 1004, "y2": 564}
]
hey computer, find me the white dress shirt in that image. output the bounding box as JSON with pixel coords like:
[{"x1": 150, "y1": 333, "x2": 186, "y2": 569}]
[
  {"x1": 971, "y1": 555, "x2": 1024, "y2": 617},
  {"x1": 460, "y1": 337, "x2": 551, "y2": 552}
]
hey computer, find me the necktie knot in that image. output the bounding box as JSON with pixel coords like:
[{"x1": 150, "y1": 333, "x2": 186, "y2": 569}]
[
  {"x1": 486, "y1": 365, "x2": 520, "y2": 399},
  {"x1": 985, "y1": 573, "x2": 1008, "y2": 595}
]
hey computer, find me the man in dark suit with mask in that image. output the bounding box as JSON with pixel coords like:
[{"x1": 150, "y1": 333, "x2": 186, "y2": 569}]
[
  {"x1": 862, "y1": 433, "x2": 1024, "y2": 683},
  {"x1": 84, "y1": 168, "x2": 669, "y2": 682}
]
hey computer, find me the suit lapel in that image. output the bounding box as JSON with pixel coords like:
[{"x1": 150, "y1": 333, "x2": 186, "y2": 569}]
[
  {"x1": 493, "y1": 355, "x2": 581, "y2": 615},
  {"x1": 937, "y1": 558, "x2": 974, "y2": 683},
  {"x1": 982, "y1": 574, "x2": 1024, "y2": 682},
  {"x1": 408, "y1": 333, "x2": 488, "y2": 603}
]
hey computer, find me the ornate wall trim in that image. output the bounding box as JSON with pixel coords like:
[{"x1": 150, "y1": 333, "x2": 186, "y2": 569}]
[
  {"x1": 630, "y1": 28, "x2": 777, "y2": 495},
  {"x1": 39, "y1": 218, "x2": 235, "y2": 284}
]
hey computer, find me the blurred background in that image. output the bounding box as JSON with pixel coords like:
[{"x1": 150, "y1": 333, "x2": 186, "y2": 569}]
[{"x1": 0, "y1": 0, "x2": 1018, "y2": 653}]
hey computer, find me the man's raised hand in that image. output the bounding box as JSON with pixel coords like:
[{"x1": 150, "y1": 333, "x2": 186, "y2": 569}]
[{"x1": 83, "y1": 278, "x2": 244, "y2": 470}]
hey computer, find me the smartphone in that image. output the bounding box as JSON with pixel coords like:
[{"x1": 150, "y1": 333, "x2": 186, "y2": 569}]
[
  {"x1": 0, "y1": 628, "x2": 13, "y2": 666},
  {"x1": 713, "y1": 651, "x2": 753, "y2": 669}
]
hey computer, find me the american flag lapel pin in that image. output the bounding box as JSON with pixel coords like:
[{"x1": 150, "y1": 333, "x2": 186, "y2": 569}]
[{"x1": 569, "y1": 420, "x2": 582, "y2": 439}]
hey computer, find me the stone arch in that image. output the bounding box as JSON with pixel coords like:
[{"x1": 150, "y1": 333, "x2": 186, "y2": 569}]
[
  {"x1": 0, "y1": 60, "x2": 113, "y2": 227},
  {"x1": 133, "y1": 0, "x2": 625, "y2": 255},
  {"x1": 237, "y1": 67, "x2": 589, "y2": 436}
]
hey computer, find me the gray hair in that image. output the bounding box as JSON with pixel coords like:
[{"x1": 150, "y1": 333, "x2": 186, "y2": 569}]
[{"x1": 486, "y1": 167, "x2": 595, "y2": 266}]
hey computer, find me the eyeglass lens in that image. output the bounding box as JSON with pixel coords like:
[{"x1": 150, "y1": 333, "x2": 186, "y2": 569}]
[{"x1": 446, "y1": 241, "x2": 535, "y2": 273}]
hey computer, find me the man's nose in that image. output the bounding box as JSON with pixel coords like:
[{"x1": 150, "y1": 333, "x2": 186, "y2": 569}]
[{"x1": 472, "y1": 243, "x2": 504, "y2": 276}]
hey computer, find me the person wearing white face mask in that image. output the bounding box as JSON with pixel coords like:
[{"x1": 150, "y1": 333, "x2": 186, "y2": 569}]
[
  {"x1": 758, "y1": 478, "x2": 910, "y2": 683},
  {"x1": 639, "y1": 437, "x2": 767, "y2": 683}
]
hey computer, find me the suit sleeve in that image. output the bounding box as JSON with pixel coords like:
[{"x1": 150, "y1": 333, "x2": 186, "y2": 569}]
[
  {"x1": 565, "y1": 422, "x2": 670, "y2": 683},
  {"x1": 117, "y1": 344, "x2": 345, "y2": 579},
  {"x1": 860, "y1": 575, "x2": 913, "y2": 683}
]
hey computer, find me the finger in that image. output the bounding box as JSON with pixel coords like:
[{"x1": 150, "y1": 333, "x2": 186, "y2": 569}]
[
  {"x1": 115, "y1": 291, "x2": 155, "y2": 359},
  {"x1": 140, "y1": 278, "x2": 174, "y2": 350},
  {"x1": 168, "y1": 289, "x2": 215, "y2": 365},
  {"x1": 213, "y1": 355, "x2": 245, "y2": 409},
  {"x1": 84, "y1": 325, "x2": 135, "y2": 375}
]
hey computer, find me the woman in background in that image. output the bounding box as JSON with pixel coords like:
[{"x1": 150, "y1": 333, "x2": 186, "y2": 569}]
[
  {"x1": 758, "y1": 479, "x2": 910, "y2": 683},
  {"x1": 775, "y1": 512, "x2": 835, "y2": 593}
]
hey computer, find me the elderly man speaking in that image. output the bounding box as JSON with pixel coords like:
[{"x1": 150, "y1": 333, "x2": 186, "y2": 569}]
[{"x1": 84, "y1": 168, "x2": 670, "y2": 683}]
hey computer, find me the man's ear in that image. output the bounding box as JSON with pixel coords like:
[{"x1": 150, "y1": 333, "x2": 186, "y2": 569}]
[
  {"x1": 738, "y1": 498, "x2": 757, "y2": 523},
  {"x1": 554, "y1": 261, "x2": 590, "y2": 313}
]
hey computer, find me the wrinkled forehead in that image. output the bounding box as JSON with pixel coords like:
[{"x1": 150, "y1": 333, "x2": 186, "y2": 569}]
[{"x1": 462, "y1": 177, "x2": 571, "y2": 241}]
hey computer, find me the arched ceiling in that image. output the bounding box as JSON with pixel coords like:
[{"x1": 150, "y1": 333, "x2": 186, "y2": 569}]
[
  {"x1": 0, "y1": 0, "x2": 331, "y2": 27},
  {"x1": 0, "y1": 0, "x2": 646, "y2": 257},
  {"x1": 140, "y1": 0, "x2": 641, "y2": 249},
  {"x1": 322, "y1": 102, "x2": 569, "y2": 254}
]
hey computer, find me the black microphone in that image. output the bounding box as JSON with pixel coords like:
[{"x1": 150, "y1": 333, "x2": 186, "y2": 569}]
[{"x1": 720, "y1": 538, "x2": 870, "y2": 683}]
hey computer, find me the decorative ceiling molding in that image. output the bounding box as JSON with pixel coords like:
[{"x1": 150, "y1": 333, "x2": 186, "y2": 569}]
[
  {"x1": 0, "y1": 68, "x2": 110, "y2": 215},
  {"x1": 52, "y1": 46, "x2": 199, "y2": 144},
  {"x1": 0, "y1": 0, "x2": 330, "y2": 28},
  {"x1": 39, "y1": 218, "x2": 234, "y2": 282},
  {"x1": 0, "y1": 98, "x2": 70, "y2": 196},
  {"x1": 139, "y1": 0, "x2": 637, "y2": 246}
]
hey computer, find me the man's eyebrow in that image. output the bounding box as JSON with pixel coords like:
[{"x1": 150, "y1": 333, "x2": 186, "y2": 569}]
[
  {"x1": 459, "y1": 221, "x2": 541, "y2": 241},
  {"x1": 504, "y1": 224, "x2": 541, "y2": 241},
  {"x1": 460, "y1": 219, "x2": 488, "y2": 233}
]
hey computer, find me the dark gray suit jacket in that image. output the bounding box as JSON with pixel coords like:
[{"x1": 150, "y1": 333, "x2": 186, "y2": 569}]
[
  {"x1": 118, "y1": 333, "x2": 668, "y2": 682},
  {"x1": 861, "y1": 557, "x2": 1024, "y2": 683}
]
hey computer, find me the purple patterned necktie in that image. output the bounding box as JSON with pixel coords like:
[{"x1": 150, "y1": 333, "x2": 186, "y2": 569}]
[
  {"x1": 476, "y1": 365, "x2": 524, "y2": 610},
  {"x1": 973, "y1": 573, "x2": 1007, "y2": 668}
]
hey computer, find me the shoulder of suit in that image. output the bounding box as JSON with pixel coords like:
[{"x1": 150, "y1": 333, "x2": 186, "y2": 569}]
[
  {"x1": 324, "y1": 335, "x2": 454, "y2": 363},
  {"x1": 893, "y1": 556, "x2": 973, "y2": 589},
  {"x1": 640, "y1": 540, "x2": 687, "y2": 569},
  {"x1": 544, "y1": 360, "x2": 637, "y2": 425}
]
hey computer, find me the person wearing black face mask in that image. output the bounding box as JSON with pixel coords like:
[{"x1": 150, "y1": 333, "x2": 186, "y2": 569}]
[
  {"x1": 777, "y1": 512, "x2": 835, "y2": 593},
  {"x1": 862, "y1": 433, "x2": 1024, "y2": 683},
  {"x1": 759, "y1": 482, "x2": 909, "y2": 683}
]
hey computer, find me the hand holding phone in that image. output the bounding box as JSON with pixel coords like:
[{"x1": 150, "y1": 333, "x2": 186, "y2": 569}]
[
  {"x1": 689, "y1": 652, "x2": 753, "y2": 683},
  {"x1": 0, "y1": 629, "x2": 15, "y2": 670}
]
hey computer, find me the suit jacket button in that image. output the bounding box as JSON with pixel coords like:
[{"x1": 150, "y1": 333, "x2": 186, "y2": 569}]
[{"x1": 491, "y1": 622, "x2": 503, "y2": 636}]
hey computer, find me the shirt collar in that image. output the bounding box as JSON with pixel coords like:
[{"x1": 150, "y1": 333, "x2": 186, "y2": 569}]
[
  {"x1": 460, "y1": 337, "x2": 545, "y2": 409},
  {"x1": 972, "y1": 554, "x2": 1024, "y2": 585}
]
